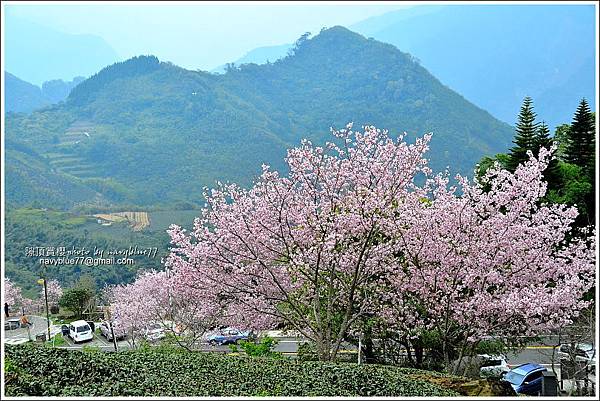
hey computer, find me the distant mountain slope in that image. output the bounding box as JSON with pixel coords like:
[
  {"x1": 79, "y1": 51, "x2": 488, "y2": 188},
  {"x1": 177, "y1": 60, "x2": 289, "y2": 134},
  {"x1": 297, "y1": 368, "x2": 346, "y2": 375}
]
[
  {"x1": 4, "y1": 72, "x2": 51, "y2": 113},
  {"x1": 5, "y1": 72, "x2": 85, "y2": 113},
  {"x1": 42, "y1": 76, "x2": 86, "y2": 103},
  {"x1": 5, "y1": 27, "x2": 514, "y2": 210},
  {"x1": 4, "y1": 15, "x2": 119, "y2": 85},
  {"x1": 211, "y1": 43, "x2": 293, "y2": 73},
  {"x1": 351, "y1": 4, "x2": 596, "y2": 128}
]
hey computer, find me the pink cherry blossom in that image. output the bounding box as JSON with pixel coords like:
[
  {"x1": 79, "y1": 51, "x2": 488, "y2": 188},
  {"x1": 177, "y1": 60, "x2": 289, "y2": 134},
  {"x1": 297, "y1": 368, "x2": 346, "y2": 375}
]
[
  {"x1": 106, "y1": 268, "x2": 223, "y2": 349},
  {"x1": 157, "y1": 125, "x2": 594, "y2": 363},
  {"x1": 42, "y1": 279, "x2": 63, "y2": 306},
  {"x1": 4, "y1": 278, "x2": 23, "y2": 309}
]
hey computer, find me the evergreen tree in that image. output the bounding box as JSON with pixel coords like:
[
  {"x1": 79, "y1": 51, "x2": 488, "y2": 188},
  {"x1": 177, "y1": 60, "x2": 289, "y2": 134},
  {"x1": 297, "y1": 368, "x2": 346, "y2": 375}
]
[
  {"x1": 565, "y1": 98, "x2": 595, "y2": 176},
  {"x1": 535, "y1": 121, "x2": 552, "y2": 149},
  {"x1": 564, "y1": 99, "x2": 596, "y2": 227},
  {"x1": 507, "y1": 96, "x2": 540, "y2": 172}
]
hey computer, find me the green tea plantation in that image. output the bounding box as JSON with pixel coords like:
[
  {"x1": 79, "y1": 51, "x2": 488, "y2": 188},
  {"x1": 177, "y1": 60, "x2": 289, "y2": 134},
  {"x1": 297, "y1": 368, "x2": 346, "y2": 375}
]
[{"x1": 4, "y1": 344, "x2": 458, "y2": 397}]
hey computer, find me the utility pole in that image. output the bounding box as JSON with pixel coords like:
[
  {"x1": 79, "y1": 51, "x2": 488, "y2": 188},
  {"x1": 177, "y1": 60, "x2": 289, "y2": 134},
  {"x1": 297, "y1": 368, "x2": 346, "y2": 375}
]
[
  {"x1": 37, "y1": 277, "x2": 51, "y2": 341},
  {"x1": 358, "y1": 333, "x2": 363, "y2": 365},
  {"x1": 43, "y1": 278, "x2": 51, "y2": 341},
  {"x1": 109, "y1": 320, "x2": 118, "y2": 352},
  {"x1": 106, "y1": 307, "x2": 118, "y2": 352}
]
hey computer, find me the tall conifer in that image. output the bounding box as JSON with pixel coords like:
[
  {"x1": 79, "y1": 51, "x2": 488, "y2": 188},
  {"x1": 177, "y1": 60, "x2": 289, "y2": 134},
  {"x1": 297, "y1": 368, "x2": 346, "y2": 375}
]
[
  {"x1": 565, "y1": 98, "x2": 596, "y2": 177},
  {"x1": 507, "y1": 96, "x2": 540, "y2": 172}
]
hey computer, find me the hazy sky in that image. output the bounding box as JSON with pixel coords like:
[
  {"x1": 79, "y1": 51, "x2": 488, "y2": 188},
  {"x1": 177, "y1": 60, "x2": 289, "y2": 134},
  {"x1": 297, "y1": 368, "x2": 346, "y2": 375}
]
[{"x1": 4, "y1": 2, "x2": 408, "y2": 71}]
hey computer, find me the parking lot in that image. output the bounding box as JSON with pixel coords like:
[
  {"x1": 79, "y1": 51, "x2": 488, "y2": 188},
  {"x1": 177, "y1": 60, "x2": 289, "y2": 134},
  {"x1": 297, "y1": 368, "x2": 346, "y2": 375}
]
[{"x1": 57, "y1": 329, "x2": 124, "y2": 350}]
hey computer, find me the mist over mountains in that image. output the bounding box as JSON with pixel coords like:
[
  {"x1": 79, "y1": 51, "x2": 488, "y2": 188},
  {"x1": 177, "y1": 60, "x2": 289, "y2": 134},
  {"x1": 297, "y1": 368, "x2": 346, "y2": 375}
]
[
  {"x1": 6, "y1": 5, "x2": 593, "y2": 130},
  {"x1": 4, "y1": 15, "x2": 119, "y2": 85},
  {"x1": 214, "y1": 5, "x2": 596, "y2": 129},
  {"x1": 5, "y1": 72, "x2": 85, "y2": 113},
  {"x1": 353, "y1": 5, "x2": 595, "y2": 129}
]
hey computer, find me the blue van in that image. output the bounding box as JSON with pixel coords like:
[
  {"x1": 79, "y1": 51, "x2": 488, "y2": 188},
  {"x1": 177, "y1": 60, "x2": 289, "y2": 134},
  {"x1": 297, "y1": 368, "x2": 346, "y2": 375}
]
[{"x1": 502, "y1": 363, "x2": 547, "y2": 395}]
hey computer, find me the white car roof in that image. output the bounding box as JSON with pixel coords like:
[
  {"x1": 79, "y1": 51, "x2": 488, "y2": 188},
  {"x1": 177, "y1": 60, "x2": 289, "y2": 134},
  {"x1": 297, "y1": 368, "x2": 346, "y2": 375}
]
[
  {"x1": 71, "y1": 320, "x2": 90, "y2": 327},
  {"x1": 478, "y1": 354, "x2": 506, "y2": 360},
  {"x1": 562, "y1": 343, "x2": 594, "y2": 351}
]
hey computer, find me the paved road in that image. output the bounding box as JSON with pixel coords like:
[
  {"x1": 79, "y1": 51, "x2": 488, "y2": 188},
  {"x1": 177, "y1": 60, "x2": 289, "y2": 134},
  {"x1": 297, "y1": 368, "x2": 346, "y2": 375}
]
[
  {"x1": 46, "y1": 334, "x2": 582, "y2": 365},
  {"x1": 4, "y1": 315, "x2": 51, "y2": 341}
]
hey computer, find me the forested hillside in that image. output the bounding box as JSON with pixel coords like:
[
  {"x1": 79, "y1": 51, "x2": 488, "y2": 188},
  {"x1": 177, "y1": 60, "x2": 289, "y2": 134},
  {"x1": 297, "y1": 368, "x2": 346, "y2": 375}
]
[{"x1": 5, "y1": 27, "x2": 514, "y2": 210}]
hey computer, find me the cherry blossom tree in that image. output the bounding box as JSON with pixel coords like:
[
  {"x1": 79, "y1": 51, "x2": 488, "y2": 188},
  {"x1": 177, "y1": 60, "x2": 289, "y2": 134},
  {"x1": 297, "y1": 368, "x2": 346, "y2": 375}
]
[
  {"x1": 107, "y1": 269, "x2": 222, "y2": 349},
  {"x1": 4, "y1": 278, "x2": 23, "y2": 312},
  {"x1": 107, "y1": 270, "x2": 165, "y2": 348},
  {"x1": 166, "y1": 125, "x2": 595, "y2": 363},
  {"x1": 166, "y1": 124, "x2": 434, "y2": 361},
  {"x1": 41, "y1": 279, "x2": 63, "y2": 307},
  {"x1": 160, "y1": 268, "x2": 224, "y2": 350},
  {"x1": 382, "y1": 146, "x2": 595, "y2": 370},
  {"x1": 21, "y1": 297, "x2": 39, "y2": 315}
]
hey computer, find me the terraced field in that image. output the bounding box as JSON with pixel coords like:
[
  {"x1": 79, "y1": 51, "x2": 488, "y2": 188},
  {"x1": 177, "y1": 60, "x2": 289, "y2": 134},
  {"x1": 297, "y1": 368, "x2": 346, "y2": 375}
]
[
  {"x1": 43, "y1": 121, "x2": 98, "y2": 178},
  {"x1": 93, "y1": 211, "x2": 151, "y2": 231}
]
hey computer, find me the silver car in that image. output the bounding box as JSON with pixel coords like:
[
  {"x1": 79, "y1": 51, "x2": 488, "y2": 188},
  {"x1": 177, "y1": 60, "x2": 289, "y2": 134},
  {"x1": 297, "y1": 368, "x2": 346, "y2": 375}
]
[
  {"x1": 143, "y1": 323, "x2": 166, "y2": 342},
  {"x1": 4, "y1": 317, "x2": 21, "y2": 330},
  {"x1": 557, "y1": 343, "x2": 596, "y2": 371},
  {"x1": 99, "y1": 321, "x2": 127, "y2": 341}
]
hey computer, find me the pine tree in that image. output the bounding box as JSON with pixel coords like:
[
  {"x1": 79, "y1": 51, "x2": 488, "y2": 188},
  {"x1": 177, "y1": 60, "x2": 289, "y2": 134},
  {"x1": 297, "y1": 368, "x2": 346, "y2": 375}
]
[
  {"x1": 535, "y1": 121, "x2": 552, "y2": 149},
  {"x1": 565, "y1": 98, "x2": 595, "y2": 176},
  {"x1": 507, "y1": 97, "x2": 540, "y2": 172},
  {"x1": 564, "y1": 99, "x2": 596, "y2": 227}
]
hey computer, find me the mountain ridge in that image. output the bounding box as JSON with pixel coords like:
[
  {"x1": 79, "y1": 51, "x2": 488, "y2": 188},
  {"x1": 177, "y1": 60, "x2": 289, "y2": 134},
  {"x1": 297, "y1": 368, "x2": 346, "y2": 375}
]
[
  {"x1": 4, "y1": 15, "x2": 119, "y2": 85},
  {"x1": 5, "y1": 26, "x2": 514, "y2": 210}
]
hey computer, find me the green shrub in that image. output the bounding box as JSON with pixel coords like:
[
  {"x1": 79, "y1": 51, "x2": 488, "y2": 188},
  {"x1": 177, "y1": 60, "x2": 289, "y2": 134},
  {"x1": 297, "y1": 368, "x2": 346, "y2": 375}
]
[
  {"x1": 4, "y1": 343, "x2": 459, "y2": 397},
  {"x1": 474, "y1": 339, "x2": 507, "y2": 356},
  {"x1": 238, "y1": 337, "x2": 281, "y2": 359}
]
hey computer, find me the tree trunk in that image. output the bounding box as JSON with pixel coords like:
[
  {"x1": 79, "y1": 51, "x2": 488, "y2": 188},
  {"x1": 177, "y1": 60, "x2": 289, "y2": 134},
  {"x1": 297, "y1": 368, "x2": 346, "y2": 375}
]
[
  {"x1": 452, "y1": 342, "x2": 466, "y2": 376},
  {"x1": 362, "y1": 336, "x2": 376, "y2": 364},
  {"x1": 443, "y1": 341, "x2": 451, "y2": 373},
  {"x1": 316, "y1": 337, "x2": 332, "y2": 361},
  {"x1": 414, "y1": 343, "x2": 424, "y2": 368},
  {"x1": 402, "y1": 339, "x2": 414, "y2": 366}
]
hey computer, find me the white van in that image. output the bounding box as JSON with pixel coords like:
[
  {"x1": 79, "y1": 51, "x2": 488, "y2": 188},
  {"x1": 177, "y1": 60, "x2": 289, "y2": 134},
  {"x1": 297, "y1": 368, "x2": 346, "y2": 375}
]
[
  {"x1": 479, "y1": 354, "x2": 510, "y2": 378},
  {"x1": 68, "y1": 320, "x2": 94, "y2": 343}
]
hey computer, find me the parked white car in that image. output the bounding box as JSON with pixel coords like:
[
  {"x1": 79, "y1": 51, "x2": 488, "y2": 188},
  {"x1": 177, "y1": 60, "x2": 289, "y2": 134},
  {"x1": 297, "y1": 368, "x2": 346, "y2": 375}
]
[
  {"x1": 68, "y1": 320, "x2": 94, "y2": 343},
  {"x1": 479, "y1": 354, "x2": 511, "y2": 378}
]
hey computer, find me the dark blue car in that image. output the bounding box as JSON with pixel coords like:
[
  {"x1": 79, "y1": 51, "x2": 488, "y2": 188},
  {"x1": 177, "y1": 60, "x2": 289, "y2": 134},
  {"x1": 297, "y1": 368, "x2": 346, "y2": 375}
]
[
  {"x1": 502, "y1": 363, "x2": 547, "y2": 395},
  {"x1": 207, "y1": 328, "x2": 252, "y2": 345}
]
